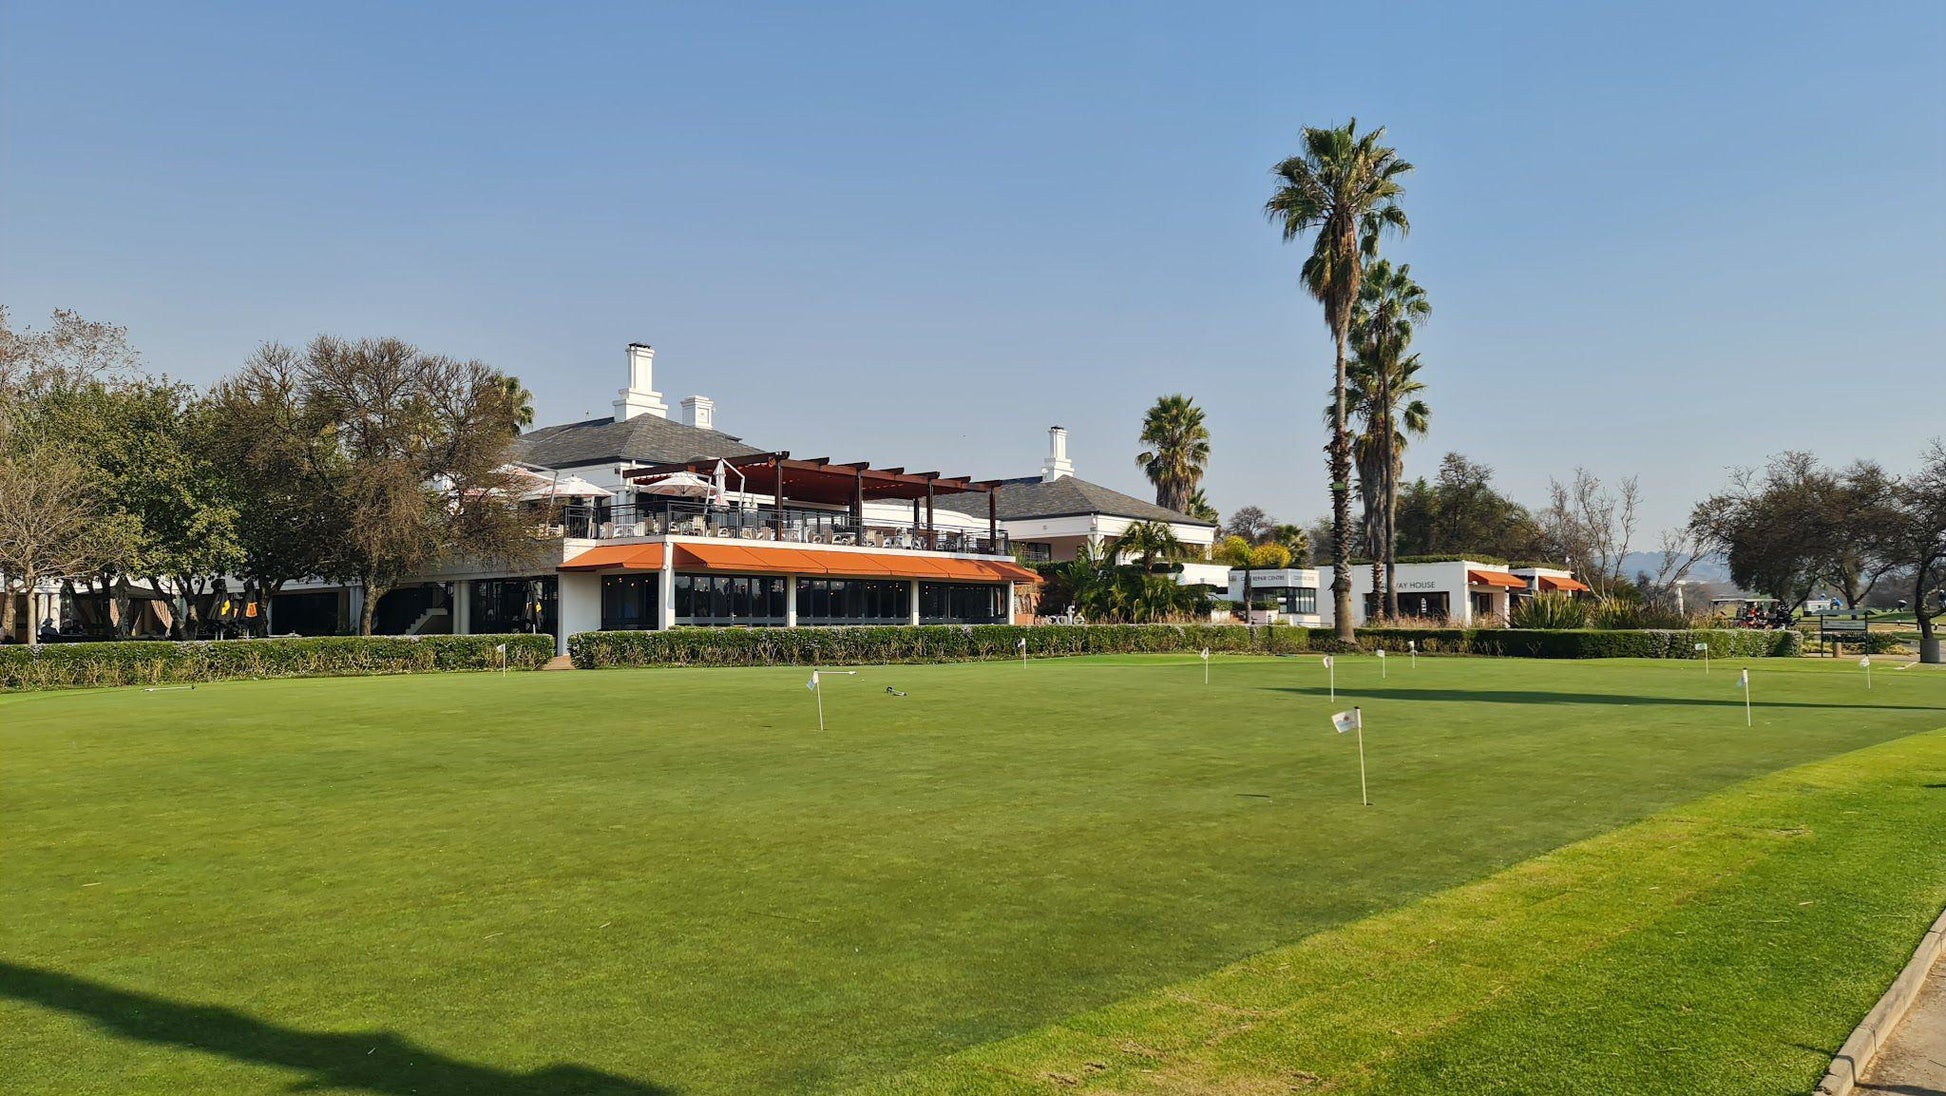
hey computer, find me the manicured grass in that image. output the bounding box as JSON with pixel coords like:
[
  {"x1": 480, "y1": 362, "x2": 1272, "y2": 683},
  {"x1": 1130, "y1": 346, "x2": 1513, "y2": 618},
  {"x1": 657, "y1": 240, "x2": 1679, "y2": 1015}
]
[{"x1": 2, "y1": 655, "x2": 1942, "y2": 1094}]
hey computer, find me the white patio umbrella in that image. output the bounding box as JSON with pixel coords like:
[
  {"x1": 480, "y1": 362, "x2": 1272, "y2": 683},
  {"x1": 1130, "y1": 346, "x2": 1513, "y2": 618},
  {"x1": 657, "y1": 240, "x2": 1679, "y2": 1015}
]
[
  {"x1": 521, "y1": 474, "x2": 613, "y2": 501},
  {"x1": 633, "y1": 471, "x2": 715, "y2": 498}
]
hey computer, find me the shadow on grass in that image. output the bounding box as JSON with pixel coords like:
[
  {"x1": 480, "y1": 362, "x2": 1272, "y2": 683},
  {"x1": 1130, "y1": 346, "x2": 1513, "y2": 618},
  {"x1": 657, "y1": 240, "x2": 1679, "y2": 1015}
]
[
  {"x1": 1266, "y1": 685, "x2": 1944, "y2": 712},
  {"x1": 0, "y1": 960, "x2": 672, "y2": 1095}
]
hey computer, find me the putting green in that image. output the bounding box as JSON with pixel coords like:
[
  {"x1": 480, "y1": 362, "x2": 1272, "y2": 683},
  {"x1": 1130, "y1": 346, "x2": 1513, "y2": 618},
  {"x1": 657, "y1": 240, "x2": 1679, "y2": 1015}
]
[{"x1": 2, "y1": 655, "x2": 1941, "y2": 1094}]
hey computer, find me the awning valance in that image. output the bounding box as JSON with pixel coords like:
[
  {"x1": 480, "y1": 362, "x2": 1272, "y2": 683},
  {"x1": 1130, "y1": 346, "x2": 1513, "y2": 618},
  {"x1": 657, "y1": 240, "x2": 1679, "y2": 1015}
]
[
  {"x1": 1537, "y1": 574, "x2": 1591, "y2": 592},
  {"x1": 1467, "y1": 569, "x2": 1526, "y2": 589},
  {"x1": 673, "y1": 544, "x2": 1039, "y2": 583},
  {"x1": 560, "y1": 543, "x2": 665, "y2": 572}
]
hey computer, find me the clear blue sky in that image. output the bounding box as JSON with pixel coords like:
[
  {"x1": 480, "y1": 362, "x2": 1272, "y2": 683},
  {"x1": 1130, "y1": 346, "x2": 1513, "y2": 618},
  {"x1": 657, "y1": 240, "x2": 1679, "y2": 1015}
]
[{"x1": 4, "y1": 1, "x2": 1942, "y2": 536}]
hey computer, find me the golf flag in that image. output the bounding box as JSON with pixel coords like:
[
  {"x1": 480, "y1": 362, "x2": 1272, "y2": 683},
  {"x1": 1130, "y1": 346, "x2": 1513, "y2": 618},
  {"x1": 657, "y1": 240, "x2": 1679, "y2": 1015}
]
[
  {"x1": 1737, "y1": 668, "x2": 1747, "y2": 689},
  {"x1": 1737, "y1": 668, "x2": 1751, "y2": 726},
  {"x1": 1320, "y1": 655, "x2": 1332, "y2": 668},
  {"x1": 1407, "y1": 639, "x2": 1416, "y2": 668},
  {"x1": 495, "y1": 641, "x2": 508, "y2": 675},
  {"x1": 1694, "y1": 641, "x2": 1710, "y2": 673},
  {"x1": 807, "y1": 670, "x2": 821, "y2": 691},
  {"x1": 495, "y1": 642, "x2": 507, "y2": 653},
  {"x1": 1331, "y1": 706, "x2": 1370, "y2": 806},
  {"x1": 1376, "y1": 648, "x2": 1387, "y2": 678},
  {"x1": 1199, "y1": 645, "x2": 1210, "y2": 684},
  {"x1": 1018, "y1": 635, "x2": 1028, "y2": 667},
  {"x1": 1200, "y1": 647, "x2": 1210, "y2": 660},
  {"x1": 1322, "y1": 654, "x2": 1336, "y2": 700},
  {"x1": 1017, "y1": 637, "x2": 1027, "y2": 649},
  {"x1": 1860, "y1": 655, "x2": 1872, "y2": 689}
]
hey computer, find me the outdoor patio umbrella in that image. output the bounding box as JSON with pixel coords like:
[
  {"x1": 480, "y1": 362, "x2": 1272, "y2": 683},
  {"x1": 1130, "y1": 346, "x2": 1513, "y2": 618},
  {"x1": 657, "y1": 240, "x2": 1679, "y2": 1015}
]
[
  {"x1": 633, "y1": 471, "x2": 716, "y2": 498},
  {"x1": 520, "y1": 474, "x2": 614, "y2": 501}
]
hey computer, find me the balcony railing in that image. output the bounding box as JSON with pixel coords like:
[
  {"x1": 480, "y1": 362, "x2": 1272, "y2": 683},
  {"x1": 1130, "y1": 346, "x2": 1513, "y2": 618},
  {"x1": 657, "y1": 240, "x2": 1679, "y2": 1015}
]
[{"x1": 536, "y1": 499, "x2": 1010, "y2": 556}]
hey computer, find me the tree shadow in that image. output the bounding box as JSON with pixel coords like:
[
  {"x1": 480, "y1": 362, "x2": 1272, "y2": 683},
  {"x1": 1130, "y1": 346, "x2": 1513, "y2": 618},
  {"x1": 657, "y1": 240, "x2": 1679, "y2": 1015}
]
[
  {"x1": 1266, "y1": 685, "x2": 1944, "y2": 712},
  {"x1": 0, "y1": 960, "x2": 673, "y2": 1095}
]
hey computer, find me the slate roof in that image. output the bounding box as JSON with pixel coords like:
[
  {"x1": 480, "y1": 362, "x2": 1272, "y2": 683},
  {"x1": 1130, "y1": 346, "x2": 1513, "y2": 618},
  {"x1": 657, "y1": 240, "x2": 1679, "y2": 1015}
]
[
  {"x1": 941, "y1": 476, "x2": 1214, "y2": 526},
  {"x1": 510, "y1": 414, "x2": 766, "y2": 469}
]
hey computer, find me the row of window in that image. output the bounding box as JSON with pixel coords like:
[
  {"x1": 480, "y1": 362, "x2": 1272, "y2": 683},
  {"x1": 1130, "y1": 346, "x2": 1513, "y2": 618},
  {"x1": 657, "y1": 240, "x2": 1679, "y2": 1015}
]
[
  {"x1": 600, "y1": 574, "x2": 1007, "y2": 629},
  {"x1": 473, "y1": 576, "x2": 559, "y2": 635},
  {"x1": 1246, "y1": 585, "x2": 1318, "y2": 614}
]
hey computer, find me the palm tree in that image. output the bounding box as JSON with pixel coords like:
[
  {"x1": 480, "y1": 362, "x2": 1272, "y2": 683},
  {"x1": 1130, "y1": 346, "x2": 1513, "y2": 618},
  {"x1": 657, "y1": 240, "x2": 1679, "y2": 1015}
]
[
  {"x1": 1266, "y1": 121, "x2": 1411, "y2": 640},
  {"x1": 1135, "y1": 394, "x2": 1210, "y2": 514},
  {"x1": 499, "y1": 374, "x2": 535, "y2": 433},
  {"x1": 1183, "y1": 487, "x2": 1219, "y2": 526},
  {"x1": 1344, "y1": 352, "x2": 1430, "y2": 616},
  {"x1": 1110, "y1": 520, "x2": 1186, "y2": 571},
  {"x1": 1350, "y1": 260, "x2": 1430, "y2": 618}
]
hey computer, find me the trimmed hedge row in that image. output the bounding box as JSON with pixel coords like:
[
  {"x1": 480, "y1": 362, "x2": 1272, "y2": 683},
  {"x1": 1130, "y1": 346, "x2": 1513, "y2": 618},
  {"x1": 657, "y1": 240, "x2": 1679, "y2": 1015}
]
[
  {"x1": 569, "y1": 624, "x2": 1802, "y2": 669},
  {"x1": 0, "y1": 634, "x2": 556, "y2": 691}
]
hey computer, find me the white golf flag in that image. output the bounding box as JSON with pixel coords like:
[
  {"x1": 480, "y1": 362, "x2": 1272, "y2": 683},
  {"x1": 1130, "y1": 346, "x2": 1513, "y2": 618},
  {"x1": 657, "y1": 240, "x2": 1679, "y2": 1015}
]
[
  {"x1": 1376, "y1": 649, "x2": 1386, "y2": 659},
  {"x1": 1200, "y1": 647, "x2": 1210, "y2": 661},
  {"x1": 1737, "y1": 669, "x2": 1748, "y2": 690},
  {"x1": 1859, "y1": 655, "x2": 1871, "y2": 668},
  {"x1": 1693, "y1": 643, "x2": 1708, "y2": 652},
  {"x1": 1321, "y1": 655, "x2": 1333, "y2": 669},
  {"x1": 495, "y1": 643, "x2": 507, "y2": 654},
  {"x1": 807, "y1": 670, "x2": 821, "y2": 691},
  {"x1": 1017, "y1": 637, "x2": 1026, "y2": 650},
  {"x1": 1331, "y1": 709, "x2": 1361, "y2": 734}
]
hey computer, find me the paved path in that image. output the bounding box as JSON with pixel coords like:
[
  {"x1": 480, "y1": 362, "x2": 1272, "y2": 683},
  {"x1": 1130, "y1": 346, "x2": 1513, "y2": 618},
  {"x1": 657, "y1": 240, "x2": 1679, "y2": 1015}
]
[{"x1": 1859, "y1": 959, "x2": 1946, "y2": 1095}]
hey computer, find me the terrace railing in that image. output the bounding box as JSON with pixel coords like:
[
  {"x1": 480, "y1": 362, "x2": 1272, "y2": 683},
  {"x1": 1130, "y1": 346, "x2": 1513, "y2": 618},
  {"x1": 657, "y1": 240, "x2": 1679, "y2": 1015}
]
[{"x1": 542, "y1": 499, "x2": 1010, "y2": 556}]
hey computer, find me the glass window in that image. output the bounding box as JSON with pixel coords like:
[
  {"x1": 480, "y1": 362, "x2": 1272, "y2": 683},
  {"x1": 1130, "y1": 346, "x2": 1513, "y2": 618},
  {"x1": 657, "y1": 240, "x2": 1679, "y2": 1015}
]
[
  {"x1": 918, "y1": 582, "x2": 1003, "y2": 624},
  {"x1": 600, "y1": 574, "x2": 656, "y2": 630},
  {"x1": 469, "y1": 576, "x2": 559, "y2": 635}
]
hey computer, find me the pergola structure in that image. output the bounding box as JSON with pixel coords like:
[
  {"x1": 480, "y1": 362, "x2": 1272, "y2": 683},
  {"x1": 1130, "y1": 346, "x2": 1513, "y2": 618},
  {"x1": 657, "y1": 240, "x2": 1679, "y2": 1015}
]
[{"x1": 627, "y1": 452, "x2": 1007, "y2": 550}]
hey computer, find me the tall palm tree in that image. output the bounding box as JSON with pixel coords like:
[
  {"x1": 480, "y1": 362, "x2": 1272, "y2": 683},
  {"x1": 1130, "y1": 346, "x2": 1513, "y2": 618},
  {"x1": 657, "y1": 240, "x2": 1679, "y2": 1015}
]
[
  {"x1": 1135, "y1": 394, "x2": 1210, "y2": 514},
  {"x1": 1266, "y1": 121, "x2": 1411, "y2": 640},
  {"x1": 1349, "y1": 260, "x2": 1430, "y2": 618},
  {"x1": 1345, "y1": 351, "x2": 1430, "y2": 616}
]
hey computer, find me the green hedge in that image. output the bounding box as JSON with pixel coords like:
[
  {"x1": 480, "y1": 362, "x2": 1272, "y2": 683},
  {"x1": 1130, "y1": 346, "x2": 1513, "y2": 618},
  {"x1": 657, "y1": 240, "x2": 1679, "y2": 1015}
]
[
  {"x1": 0, "y1": 634, "x2": 556, "y2": 691},
  {"x1": 570, "y1": 625, "x2": 1801, "y2": 669}
]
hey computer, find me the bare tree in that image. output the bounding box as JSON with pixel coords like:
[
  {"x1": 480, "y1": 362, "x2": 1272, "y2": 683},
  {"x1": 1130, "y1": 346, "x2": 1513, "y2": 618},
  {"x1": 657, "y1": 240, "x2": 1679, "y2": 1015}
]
[{"x1": 1539, "y1": 468, "x2": 1638, "y2": 594}]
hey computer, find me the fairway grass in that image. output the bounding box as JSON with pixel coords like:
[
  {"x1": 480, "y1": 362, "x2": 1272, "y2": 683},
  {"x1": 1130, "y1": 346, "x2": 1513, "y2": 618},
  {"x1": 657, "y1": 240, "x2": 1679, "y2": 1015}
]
[{"x1": 3, "y1": 655, "x2": 1943, "y2": 1094}]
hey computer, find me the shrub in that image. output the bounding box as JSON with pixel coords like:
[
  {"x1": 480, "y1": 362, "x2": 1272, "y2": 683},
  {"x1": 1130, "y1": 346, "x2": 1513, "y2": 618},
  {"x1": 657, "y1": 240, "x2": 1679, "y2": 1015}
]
[
  {"x1": 571, "y1": 624, "x2": 1801, "y2": 668},
  {"x1": 1510, "y1": 593, "x2": 1590, "y2": 630},
  {"x1": 1589, "y1": 598, "x2": 1692, "y2": 631},
  {"x1": 573, "y1": 624, "x2": 1313, "y2": 668},
  {"x1": 0, "y1": 634, "x2": 555, "y2": 691}
]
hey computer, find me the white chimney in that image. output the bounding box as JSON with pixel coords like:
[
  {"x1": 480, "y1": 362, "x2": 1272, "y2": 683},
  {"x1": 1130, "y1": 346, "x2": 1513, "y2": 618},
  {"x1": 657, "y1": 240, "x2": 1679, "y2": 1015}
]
[
  {"x1": 680, "y1": 395, "x2": 715, "y2": 431},
  {"x1": 612, "y1": 342, "x2": 669, "y2": 421},
  {"x1": 1041, "y1": 425, "x2": 1074, "y2": 483}
]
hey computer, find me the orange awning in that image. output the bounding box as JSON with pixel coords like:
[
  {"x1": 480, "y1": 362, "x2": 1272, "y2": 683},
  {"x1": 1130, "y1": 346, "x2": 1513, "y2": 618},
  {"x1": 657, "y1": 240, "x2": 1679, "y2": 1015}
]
[
  {"x1": 670, "y1": 543, "x2": 1037, "y2": 583},
  {"x1": 1467, "y1": 569, "x2": 1526, "y2": 588},
  {"x1": 560, "y1": 543, "x2": 665, "y2": 571},
  {"x1": 1538, "y1": 575, "x2": 1591, "y2": 593}
]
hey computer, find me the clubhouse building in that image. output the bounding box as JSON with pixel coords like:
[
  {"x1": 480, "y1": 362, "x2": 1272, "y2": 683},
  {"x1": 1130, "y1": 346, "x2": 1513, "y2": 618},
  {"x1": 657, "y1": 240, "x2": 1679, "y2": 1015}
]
[
  {"x1": 1229, "y1": 560, "x2": 1590, "y2": 628},
  {"x1": 263, "y1": 344, "x2": 1215, "y2": 653}
]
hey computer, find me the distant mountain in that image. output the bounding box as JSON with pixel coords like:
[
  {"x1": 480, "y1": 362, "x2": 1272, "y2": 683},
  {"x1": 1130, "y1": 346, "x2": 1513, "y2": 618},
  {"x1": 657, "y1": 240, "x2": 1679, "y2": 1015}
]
[{"x1": 1617, "y1": 551, "x2": 1731, "y2": 585}]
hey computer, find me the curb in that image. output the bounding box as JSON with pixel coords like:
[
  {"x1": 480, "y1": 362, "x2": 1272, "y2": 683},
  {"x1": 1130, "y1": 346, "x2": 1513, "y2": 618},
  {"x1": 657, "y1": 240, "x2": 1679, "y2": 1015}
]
[{"x1": 1816, "y1": 904, "x2": 1946, "y2": 1095}]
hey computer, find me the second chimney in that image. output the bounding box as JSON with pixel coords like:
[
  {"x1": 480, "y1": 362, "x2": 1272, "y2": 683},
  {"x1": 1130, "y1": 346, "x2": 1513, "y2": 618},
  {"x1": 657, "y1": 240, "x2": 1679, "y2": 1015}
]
[{"x1": 681, "y1": 395, "x2": 715, "y2": 432}]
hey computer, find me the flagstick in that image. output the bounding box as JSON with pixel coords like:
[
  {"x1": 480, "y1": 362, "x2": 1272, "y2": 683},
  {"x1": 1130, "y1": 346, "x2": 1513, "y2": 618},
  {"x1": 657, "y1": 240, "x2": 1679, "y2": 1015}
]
[
  {"x1": 1329, "y1": 657, "x2": 1335, "y2": 702},
  {"x1": 1744, "y1": 673, "x2": 1752, "y2": 727},
  {"x1": 815, "y1": 680, "x2": 824, "y2": 732},
  {"x1": 1204, "y1": 657, "x2": 1209, "y2": 686},
  {"x1": 1355, "y1": 706, "x2": 1369, "y2": 807}
]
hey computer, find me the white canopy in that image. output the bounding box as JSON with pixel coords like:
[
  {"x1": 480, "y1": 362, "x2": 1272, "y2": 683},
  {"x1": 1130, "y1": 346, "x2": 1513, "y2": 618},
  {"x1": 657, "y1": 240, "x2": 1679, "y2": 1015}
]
[
  {"x1": 633, "y1": 470, "x2": 716, "y2": 498},
  {"x1": 520, "y1": 473, "x2": 613, "y2": 501}
]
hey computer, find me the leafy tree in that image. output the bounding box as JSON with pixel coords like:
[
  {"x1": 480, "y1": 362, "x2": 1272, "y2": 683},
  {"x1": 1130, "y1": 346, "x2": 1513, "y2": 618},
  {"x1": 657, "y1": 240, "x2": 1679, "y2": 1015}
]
[
  {"x1": 1691, "y1": 452, "x2": 1901, "y2": 613},
  {"x1": 284, "y1": 335, "x2": 538, "y2": 635},
  {"x1": 1248, "y1": 543, "x2": 1292, "y2": 570},
  {"x1": 1212, "y1": 535, "x2": 1254, "y2": 568},
  {"x1": 1135, "y1": 394, "x2": 1210, "y2": 514},
  {"x1": 209, "y1": 345, "x2": 353, "y2": 631},
  {"x1": 1883, "y1": 441, "x2": 1946, "y2": 663},
  {"x1": 1265, "y1": 120, "x2": 1411, "y2": 641},
  {"x1": 1393, "y1": 453, "x2": 1545, "y2": 560}
]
